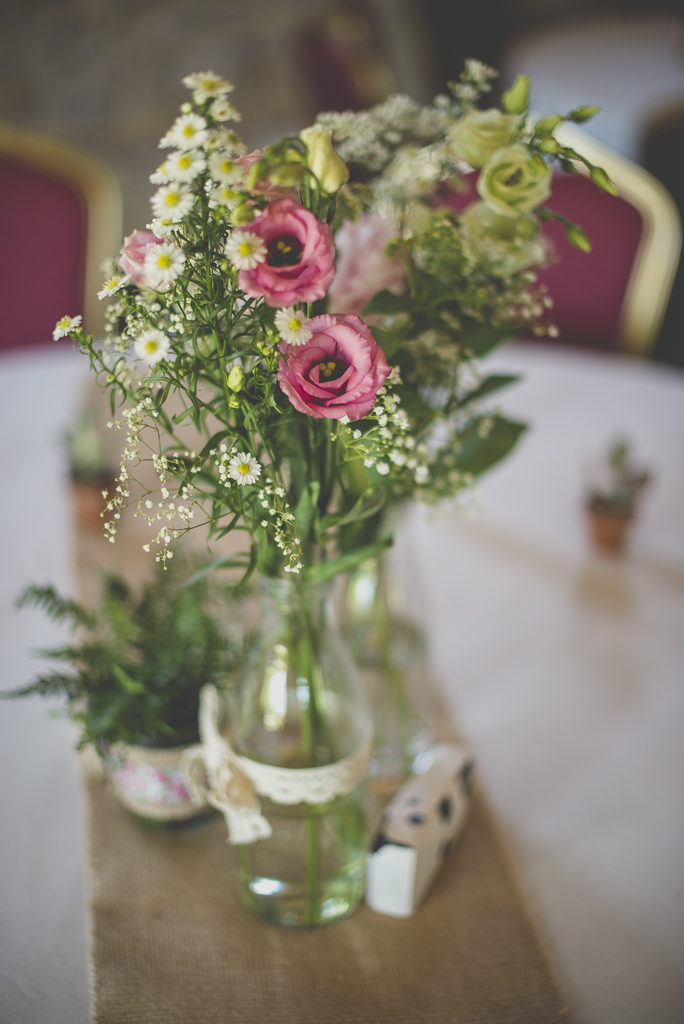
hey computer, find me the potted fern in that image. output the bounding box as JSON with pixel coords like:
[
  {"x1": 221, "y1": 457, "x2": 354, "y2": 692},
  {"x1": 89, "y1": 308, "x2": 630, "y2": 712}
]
[{"x1": 4, "y1": 557, "x2": 244, "y2": 829}]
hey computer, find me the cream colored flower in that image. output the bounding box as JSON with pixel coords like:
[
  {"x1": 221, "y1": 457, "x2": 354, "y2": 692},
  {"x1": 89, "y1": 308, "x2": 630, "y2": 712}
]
[
  {"x1": 477, "y1": 144, "x2": 551, "y2": 218},
  {"x1": 460, "y1": 201, "x2": 548, "y2": 277},
  {"x1": 449, "y1": 109, "x2": 518, "y2": 169},
  {"x1": 300, "y1": 126, "x2": 349, "y2": 193}
]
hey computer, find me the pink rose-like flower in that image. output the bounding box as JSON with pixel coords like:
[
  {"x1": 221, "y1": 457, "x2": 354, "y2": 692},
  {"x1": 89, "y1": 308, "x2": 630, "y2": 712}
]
[
  {"x1": 238, "y1": 198, "x2": 335, "y2": 308},
  {"x1": 278, "y1": 313, "x2": 390, "y2": 420},
  {"x1": 327, "y1": 214, "x2": 405, "y2": 317},
  {"x1": 120, "y1": 230, "x2": 165, "y2": 288},
  {"x1": 237, "y1": 150, "x2": 299, "y2": 203}
]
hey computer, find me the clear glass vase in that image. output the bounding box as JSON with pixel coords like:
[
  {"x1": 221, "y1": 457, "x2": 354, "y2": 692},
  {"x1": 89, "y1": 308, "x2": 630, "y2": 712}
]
[
  {"x1": 346, "y1": 556, "x2": 434, "y2": 795},
  {"x1": 229, "y1": 576, "x2": 369, "y2": 927}
]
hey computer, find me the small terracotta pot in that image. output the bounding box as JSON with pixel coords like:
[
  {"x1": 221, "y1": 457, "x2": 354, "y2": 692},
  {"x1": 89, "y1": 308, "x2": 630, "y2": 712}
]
[
  {"x1": 586, "y1": 506, "x2": 634, "y2": 554},
  {"x1": 70, "y1": 476, "x2": 114, "y2": 530}
]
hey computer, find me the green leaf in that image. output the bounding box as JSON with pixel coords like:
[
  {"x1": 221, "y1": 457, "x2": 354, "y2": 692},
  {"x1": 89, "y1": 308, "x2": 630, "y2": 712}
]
[
  {"x1": 455, "y1": 374, "x2": 521, "y2": 409},
  {"x1": 362, "y1": 290, "x2": 410, "y2": 316},
  {"x1": 111, "y1": 663, "x2": 145, "y2": 695},
  {"x1": 198, "y1": 431, "x2": 232, "y2": 460},
  {"x1": 319, "y1": 487, "x2": 385, "y2": 533},
  {"x1": 183, "y1": 552, "x2": 251, "y2": 587},
  {"x1": 454, "y1": 416, "x2": 528, "y2": 476},
  {"x1": 294, "y1": 481, "x2": 320, "y2": 537},
  {"x1": 303, "y1": 538, "x2": 392, "y2": 584},
  {"x1": 460, "y1": 324, "x2": 514, "y2": 358}
]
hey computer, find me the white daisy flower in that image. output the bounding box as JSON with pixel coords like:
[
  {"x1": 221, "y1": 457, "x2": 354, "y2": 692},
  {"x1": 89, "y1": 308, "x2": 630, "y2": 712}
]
[
  {"x1": 150, "y1": 161, "x2": 172, "y2": 185},
  {"x1": 210, "y1": 185, "x2": 242, "y2": 209},
  {"x1": 134, "y1": 329, "x2": 175, "y2": 367},
  {"x1": 274, "y1": 308, "x2": 312, "y2": 346},
  {"x1": 224, "y1": 230, "x2": 266, "y2": 270},
  {"x1": 209, "y1": 97, "x2": 241, "y2": 123},
  {"x1": 53, "y1": 314, "x2": 82, "y2": 341},
  {"x1": 182, "y1": 71, "x2": 233, "y2": 103},
  {"x1": 209, "y1": 151, "x2": 244, "y2": 185},
  {"x1": 228, "y1": 452, "x2": 262, "y2": 485},
  {"x1": 165, "y1": 149, "x2": 206, "y2": 182},
  {"x1": 97, "y1": 275, "x2": 131, "y2": 300},
  {"x1": 160, "y1": 113, "x2": 209, "y2": 151},
  {"x1": 144, "y1": 241, "x2": 186, "y2": 288},
  {"x1": 147, "y1": 217, "x2": 176, "y2": 238},
  {"x1": 150, "y1": 183, "x2": 194, "y2": 222}
]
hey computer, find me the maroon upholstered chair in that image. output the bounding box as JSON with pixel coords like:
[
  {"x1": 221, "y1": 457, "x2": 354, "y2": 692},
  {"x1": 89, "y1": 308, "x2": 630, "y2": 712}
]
[
  {"x1": 444, "y1": 124, "x2": 681, "y2": 355},
  {"x1": 0, "y1": 123, "x2": 121, "y2": 354}
]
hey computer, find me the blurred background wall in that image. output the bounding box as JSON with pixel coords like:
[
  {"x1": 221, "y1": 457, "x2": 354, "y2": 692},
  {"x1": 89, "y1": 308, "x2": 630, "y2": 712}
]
[{"x1": 1, "y1": 0, "x2": 682, "y2": 363}]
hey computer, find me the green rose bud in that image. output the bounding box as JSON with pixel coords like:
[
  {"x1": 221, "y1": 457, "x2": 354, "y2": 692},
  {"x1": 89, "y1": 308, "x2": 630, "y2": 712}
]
[
  {"x1": 231, "y1": 203, "x2": 256, "y2": 226},
  {"x1": 270, "y1": 161, "x2": 306, "y2": 187},
  {"x1": 246, "y1": 157, "x2": 272, "y2": 190},
  {"x1": 516, "y1": 215, "x2": 539, "y2": 240},
  {"x1": 565, "y1": 223, "x2": 592, "y2": 252},
  {"x1": 590, "y1": 166, "x2": 617, "y2": 196},
  {"x1": 568, "y1": 105, "x2": 601, "y2": 123},
  {"x1": 477, "y1": 144, "x2": 552, "y2": 218},
  {"x1": 227, "y1": 365, "x2": 245, "y2": 392},
  {"x1": 535, "y1": 114, "x2": 564, "y2": 135},
  {"x1": 538, "y1": 136, "x2": 561, "y2": 154},
  {"x1": 461, "y1": 201, "x2": 547, "y2": 277},
  {"x1": 449, "y1": 108, "x2": 518, "y2": 169},
  {"x1": 300, "y1": 126, "x2": 349, "y2": 193},
  {"x1": 502, "y1": 75, "x2": 530, "y2": 115}
]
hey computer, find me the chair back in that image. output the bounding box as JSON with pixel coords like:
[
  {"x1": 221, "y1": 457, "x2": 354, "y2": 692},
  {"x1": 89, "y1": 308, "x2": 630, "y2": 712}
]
[
  {"x1": 442, "y1": 124, "x2": 680, "y2": 354},
  {"x1": 0, "y1": 122, "x2": 121, "y2": 353}
]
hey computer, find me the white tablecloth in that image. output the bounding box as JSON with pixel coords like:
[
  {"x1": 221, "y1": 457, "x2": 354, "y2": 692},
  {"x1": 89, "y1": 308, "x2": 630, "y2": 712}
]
[{"x1": 1, "y1": 342, "x2": 683, "y2": 1024}]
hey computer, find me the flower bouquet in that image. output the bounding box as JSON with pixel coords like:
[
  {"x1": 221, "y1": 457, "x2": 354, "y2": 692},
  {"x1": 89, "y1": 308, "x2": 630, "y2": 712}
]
[{"x1": 55, "y1": 63, "x2": 610, "y2": 925}]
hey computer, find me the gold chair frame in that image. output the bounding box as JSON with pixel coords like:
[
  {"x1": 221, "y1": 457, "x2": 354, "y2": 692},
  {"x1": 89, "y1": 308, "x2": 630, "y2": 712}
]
[
  {"x1": 554, "y1": 122, "x2": 681, "y2": 356},
  {"x1": 0, "y1": 121, "x2": 122, "y2": 339}
]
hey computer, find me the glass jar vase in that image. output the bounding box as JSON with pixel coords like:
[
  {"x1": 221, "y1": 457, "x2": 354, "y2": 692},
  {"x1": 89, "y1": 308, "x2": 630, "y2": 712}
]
[{"x1": 228, "y1": 576, "x2": 369, "y2": 927}]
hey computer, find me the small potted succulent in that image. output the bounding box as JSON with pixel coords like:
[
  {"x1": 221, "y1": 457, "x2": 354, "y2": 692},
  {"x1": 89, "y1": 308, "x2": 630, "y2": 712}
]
[
  {"x1": 584, "y1": 438, "x2": 651, "y2": 554},
  {"x1": 4, "y1": 557, "x2": 244, "y2": 830},
  {"x1": 65, "y1": 409, "x2": 116, "y2": 529}
]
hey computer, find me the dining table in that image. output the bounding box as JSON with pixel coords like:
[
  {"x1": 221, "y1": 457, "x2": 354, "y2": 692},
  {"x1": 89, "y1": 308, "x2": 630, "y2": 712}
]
[{"x1": 1, "y1": 339, "x2": 682, "y2": 1024}]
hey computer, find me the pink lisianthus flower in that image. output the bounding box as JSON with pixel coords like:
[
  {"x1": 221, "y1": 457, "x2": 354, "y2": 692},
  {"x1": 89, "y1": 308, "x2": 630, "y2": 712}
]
[
  {"x1": 327, "y1": 214, "x2": 405, "y2": 317},
  {"x1": 278, "y1": 313, "x2": 391, "y2": 420},
  {"x1": 120, "y1": 230, "x2": 165, "y2": 288},
  {"x1": 238, "y1": 198, "x2": 336, "y2": 308},
  {"x1": 237, "y1": 150, "x2": 299, "y2": 203}
]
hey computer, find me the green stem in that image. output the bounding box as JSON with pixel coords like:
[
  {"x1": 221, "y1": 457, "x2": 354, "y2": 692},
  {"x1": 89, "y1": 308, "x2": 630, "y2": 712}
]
[{"x1": 306, "y1": 810, "x2": 319, "y2": 925}]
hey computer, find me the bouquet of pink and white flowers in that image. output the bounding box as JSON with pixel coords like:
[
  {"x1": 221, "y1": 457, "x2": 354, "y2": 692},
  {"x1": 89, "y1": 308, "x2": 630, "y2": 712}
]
[{"x1": 56, "y1": 62, "x2": 610, "y2": 582}]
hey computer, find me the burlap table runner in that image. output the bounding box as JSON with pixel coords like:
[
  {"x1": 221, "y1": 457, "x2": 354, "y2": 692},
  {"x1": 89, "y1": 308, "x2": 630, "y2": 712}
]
[{"x1": 84, "y1": 757, "x2": 571, "y2": 1024}]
